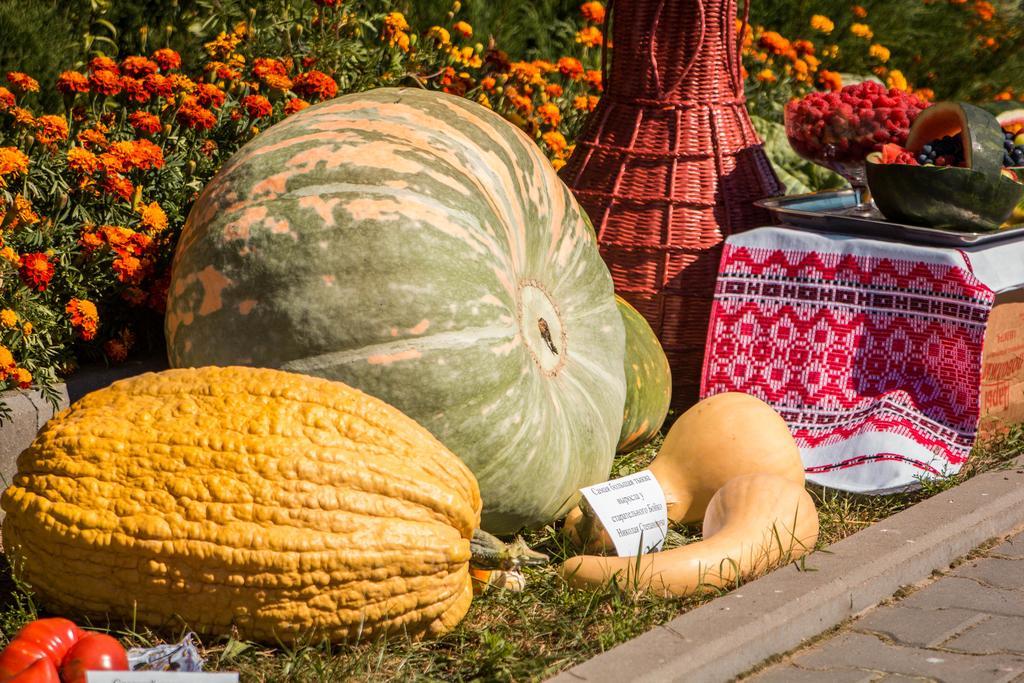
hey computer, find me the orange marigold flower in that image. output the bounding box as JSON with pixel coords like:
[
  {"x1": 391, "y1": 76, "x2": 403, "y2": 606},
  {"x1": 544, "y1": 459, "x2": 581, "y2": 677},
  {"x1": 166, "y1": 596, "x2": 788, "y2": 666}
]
[
  {"x1": 756, "y1": 68, "x2": 777, "y2": 83},
  {"x1": 169, "y1": 74, "x2": 196, "y2": 93},
  {"x1": 88, "y1": 69, "x2": 123, "y2": 96},
  {"x1": 453, "y1": 21, "x2": 473, "y2": 38},
  {"x1": 536, "y1": 101, "x2": 561, "y2": 127},
  {"x1": 427, "y1": 26, "x2": 451, "y2": 45},
  {"x1": 121, "y1": 56, "x2": 159, "y2": 78},
  {"x1": 0, "y1": 347, "x2": 14, "y2": 379},
  {"x1": 0, "y1": 147, "x2": 29, "y2": 177},
  {"x1": 142, "y1": 73, "x2": 173, "y2": 98},
  {"x1": 758, "y1": 31, "x2": 791, "y2": 55},
  {"x1": 204, "y1": 31, "x2": 242, "y2": 60},
  {"x1": 853, "y1": 5, "x2": 868, "y2": 17},
  {"x1": 80, "y1": 229, "x2": 104, "y2": 253},
  {"x1": 0, "y1": 245, "x2": 17, "y2": 264},
  {"x1": 109, "y1": 139, "x2": 165, "y2": 172},
  {"x1": 573, "y1": 95, "x2": 599, "y2": 111},
  {"x1": 558, "y1": 57, "x2": 585, "y2": 80},
  {"x1": 506, "y1": 87, "x2": 533, "y2": 114},
  {"x1": 152, "y1": 48, "x2": 182, "y2": 72},
  {"x1": 869, "y1": 44, "x2": 890, "y2": 62},
  {"x1": 0, "y1": 345, "x2": 14, "y2": 378},
  {"x1": 545, "y1": 83, "x2": 564, "y2": 98},
  {"x1": 10, "y1": 195, "x2": 38, "y2": 226},
  {"x1": 580, "y1": 1, "x2": 606, "y2": 23},
  {"x1": 101, "y1": 173, "x2": 134, "y2": 202},
  {"x1": 66, "y1": 298, "x2": 99, "y2": 341},
  {"x1": 18, "y1": 252, "x2": 54, "y2": 291},
  {"x1": 817, "y1": 70, "x2": 843, "y2": 91},
  {"x1": 100, "y1": 224, "x2": 133, "y2": 247},
  {"x1": 510, "y1": 61, "x2": 543, "y2": 85},
  {"x1": 383, "y1": 12, "x2": 412, "y2": 51},
  {"x1": 113, "y1": 254, "x2": 143, "y2": 284},
  {"x1": 138, "y1": 201, "x2": 168, "y2": 233},
  {"x1": 284, "y1": 98, "x2": 310, "y2": 116},
  {"x1": 176, "y1": 101, "x2": 217, "y2": 131},
  {"x1": 241, "y1": 94, "x2": 272, "y2": 118},
  {"x1": 78, "y1": 127, "x2": 108, "y2": 150},
  {"x1": 10, "y1": 107, "x2": 34, "y2": 128},
  {"x1": 793, "y1": 39, "x2": 815, "y2": 56},
  {"x1": 914, "y1": 88, "x2": 935, "y2": 102},
  {"x1": 886, "y1": 69, "x2": 908, "y2": 91},
  {"x1": 974, "y1": 0, "x2": 995, "y2": 20},
  {"x1": 12, "y1": 367, "x2": 31, "y2": 389},
  {"x1": 810, "y1": 15, "x2": 835, "y2": 33},
  {"x1": 56, "y1": 71, "x2": 90, "y2": 95},
  {"x1": 6, "y1": 72, "x2": 38, "y2": 94},
  {"x1": 0, "y1": 309, "x2": 17, "y2": 327},
  {"x1": 994, "y1": 90, "x2": 1013, "y2": 102},
  {"x1": 127, "y1": 231, "x2": 154, "y2": 256},
  {"x1": 480, "y1": 76, "x2": 496, "y2": 91},
  {"x1": 119, "y1": 76, "x2": 151, "y2": 104},
  {"x1": 293, "y1": 70, "x2": 337, "y2": 101},
  {"x1": 196, "y1": 82, "x2": 226, "y2": 108},
  {"x1": 88, "y1": 56, "x2": 120, "y2": 74},
  {"x1": 252, "y1": 57, "x2": 288, "y2": 80},
  {"x1": 263, "y1": 73, "x2": 294, "y2": 92},
  {"x1": 0, "y1": 87, "x2": 14, "y2": 110},
  {"x1": 584, "y1": 69, "x2": 603, "y2": 91},
  {"x1": 576, "y1": 26, "x2": 603, "y2": 47},
  {"x1": 205, "y1": 61, "x2": 242, "y2": 82},
  {"x1": 129, "y1": 111, "x2": 162, "y2": 135},
  {"x1": 21, "y1": 322, "x2": 31, "y2": 335},
  {"x1": 543, "y1": 130, "x2": 568, "y2": 154},
  {"x1": 851, "y1": 23, "x2": 873, "y2": 39}
]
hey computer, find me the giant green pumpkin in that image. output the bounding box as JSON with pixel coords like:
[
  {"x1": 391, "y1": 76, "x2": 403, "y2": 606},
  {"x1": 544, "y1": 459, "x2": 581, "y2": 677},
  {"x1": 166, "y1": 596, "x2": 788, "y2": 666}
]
[
  {"x1": 165, "y1": 88, "x2": 626, "y2": 534},
  {"x1": 616, "y1": 296, "x2": 671, "y2": 453}
]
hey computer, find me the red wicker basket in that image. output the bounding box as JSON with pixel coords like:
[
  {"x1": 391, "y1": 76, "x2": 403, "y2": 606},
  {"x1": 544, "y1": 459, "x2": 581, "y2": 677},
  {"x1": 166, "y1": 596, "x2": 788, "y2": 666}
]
[{"x1": 560, "y1": 0, "x2": 784, "y2": 410}]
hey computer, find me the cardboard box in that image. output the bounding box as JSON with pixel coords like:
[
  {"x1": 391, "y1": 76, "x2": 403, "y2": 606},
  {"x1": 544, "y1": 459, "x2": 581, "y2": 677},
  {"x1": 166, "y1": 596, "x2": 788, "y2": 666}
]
[{"x1": 979, "y1": 288, "x2": 1024, "y2": 436}]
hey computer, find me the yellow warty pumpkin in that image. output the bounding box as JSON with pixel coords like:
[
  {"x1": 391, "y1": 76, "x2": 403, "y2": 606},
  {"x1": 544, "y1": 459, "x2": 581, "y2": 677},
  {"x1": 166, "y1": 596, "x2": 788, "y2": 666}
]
[{"x1": 1, "y1": 366, "x2": 483, "y2": 643}]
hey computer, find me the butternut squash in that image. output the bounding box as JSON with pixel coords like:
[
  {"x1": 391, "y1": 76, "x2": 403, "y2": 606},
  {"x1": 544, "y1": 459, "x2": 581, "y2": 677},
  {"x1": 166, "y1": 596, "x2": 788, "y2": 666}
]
[
  {"x1": 559, "y1": 473, "x2": 819, "y2": 596},
  {"x1": 564, "y1": 392, "x2": 805, "y2": 553},
  {"x1": 1, "y1": 366, "x2": 543, "y2": 644}
]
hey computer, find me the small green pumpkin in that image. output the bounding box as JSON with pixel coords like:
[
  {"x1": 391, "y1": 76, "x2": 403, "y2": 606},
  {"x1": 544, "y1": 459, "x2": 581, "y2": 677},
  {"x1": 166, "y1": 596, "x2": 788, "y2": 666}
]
[{"x1": 616, "y1": 295, "x2": 671, "y2": 453}]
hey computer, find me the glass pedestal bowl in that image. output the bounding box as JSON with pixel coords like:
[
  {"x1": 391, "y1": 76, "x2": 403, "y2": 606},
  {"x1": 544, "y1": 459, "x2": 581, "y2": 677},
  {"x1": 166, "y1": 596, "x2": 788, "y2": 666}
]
[{"x1": 784, "y1": 101, "x2": 919, "y2": 218}]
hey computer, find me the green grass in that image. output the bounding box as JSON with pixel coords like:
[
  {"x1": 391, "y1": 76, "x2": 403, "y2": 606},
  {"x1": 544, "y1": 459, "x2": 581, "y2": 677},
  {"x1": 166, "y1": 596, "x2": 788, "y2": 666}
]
[{"x1": 0, "y1": 426, "x2": 1020, "y2": 682}]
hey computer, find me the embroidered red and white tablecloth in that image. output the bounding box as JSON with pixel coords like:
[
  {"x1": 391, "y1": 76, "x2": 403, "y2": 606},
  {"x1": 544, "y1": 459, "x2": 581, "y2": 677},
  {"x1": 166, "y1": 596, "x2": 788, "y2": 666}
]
[{"x1": 700, "y1": 226, "x2": 1024, "y2": 493}]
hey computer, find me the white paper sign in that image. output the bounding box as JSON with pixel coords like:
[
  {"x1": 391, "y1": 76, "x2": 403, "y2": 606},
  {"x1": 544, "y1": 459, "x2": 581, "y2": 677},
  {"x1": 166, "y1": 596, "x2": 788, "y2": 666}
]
[
  {"x1": 87, "y1": 673, "x2": 238, "y2": 683},
  {"x1": 579, "y1": 469, "x2": 668, "y2": 556}
]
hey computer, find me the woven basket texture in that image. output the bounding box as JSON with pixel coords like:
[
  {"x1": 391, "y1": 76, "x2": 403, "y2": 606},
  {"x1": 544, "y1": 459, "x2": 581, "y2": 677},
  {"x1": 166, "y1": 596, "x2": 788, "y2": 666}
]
[{"x1": 560, "y1": 0, "x2": 784, "y2": 409}]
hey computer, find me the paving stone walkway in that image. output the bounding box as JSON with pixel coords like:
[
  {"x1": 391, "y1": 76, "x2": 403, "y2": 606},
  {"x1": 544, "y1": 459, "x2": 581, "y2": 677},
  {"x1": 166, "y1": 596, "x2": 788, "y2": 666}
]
[{"x1": 746, "y1": 528, "x2": 1024, "y2": 683}]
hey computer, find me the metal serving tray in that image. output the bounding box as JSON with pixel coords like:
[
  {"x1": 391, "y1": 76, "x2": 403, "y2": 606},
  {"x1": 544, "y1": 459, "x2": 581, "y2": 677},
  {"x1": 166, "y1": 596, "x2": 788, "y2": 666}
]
[{"x1": 756, "y1": 190, "x2": 1024, "y2": 247}]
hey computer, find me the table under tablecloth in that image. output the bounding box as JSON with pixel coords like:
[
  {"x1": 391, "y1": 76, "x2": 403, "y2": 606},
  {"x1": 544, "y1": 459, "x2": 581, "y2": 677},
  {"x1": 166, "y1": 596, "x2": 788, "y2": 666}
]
[{"x1": 700, "y1": 226, "x2": 1024, "y2": 494}]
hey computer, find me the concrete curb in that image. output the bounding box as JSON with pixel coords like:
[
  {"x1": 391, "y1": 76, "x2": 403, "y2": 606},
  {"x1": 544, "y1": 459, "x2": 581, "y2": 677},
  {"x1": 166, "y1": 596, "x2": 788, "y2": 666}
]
[{"x1": 549, "y1": 456, "x2": 1024, "y2": 683}]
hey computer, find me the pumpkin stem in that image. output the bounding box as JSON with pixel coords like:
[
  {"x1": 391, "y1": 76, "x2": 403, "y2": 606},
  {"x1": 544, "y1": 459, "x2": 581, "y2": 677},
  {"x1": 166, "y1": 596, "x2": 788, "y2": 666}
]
[{"x1": 470, "y1": 529, "x2": 548, "y2": 570}]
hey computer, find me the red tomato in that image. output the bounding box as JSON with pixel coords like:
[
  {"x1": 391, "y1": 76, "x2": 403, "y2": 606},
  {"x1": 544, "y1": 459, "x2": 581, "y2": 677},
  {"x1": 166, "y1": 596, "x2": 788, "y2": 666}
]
[
  {"x1": 0, "y1": 640, "x2": 49, "y2": 679},
  {"x1": 3, "y1": 657, "x2": 60, "y2": 683},
  {"x1": 7, "y1": 619, "x2": 82, "y2": 668},
  {"x1": 57, "y1": 634, "x2": 129, "y2": 683}
]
